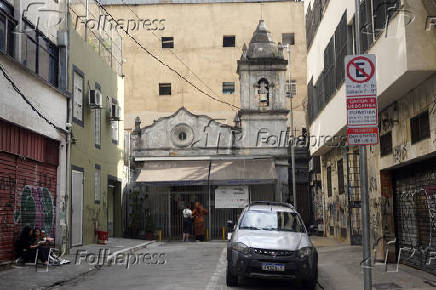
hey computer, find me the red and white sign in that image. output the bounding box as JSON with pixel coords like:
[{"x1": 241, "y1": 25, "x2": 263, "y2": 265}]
[
  {"x1": 347, "y1": 128, "x2": 379, "y2": 146},
  {"x1": 345, "y1": 54, "x2": 378, "y2": 145},
  {"x1": 347, "y1": 97, "x2": 377, "y2": 126}
]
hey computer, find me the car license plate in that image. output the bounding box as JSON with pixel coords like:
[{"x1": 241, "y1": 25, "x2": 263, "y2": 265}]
[{"x1": 261, "y1": 263, "x2": 285, "y2": 271}]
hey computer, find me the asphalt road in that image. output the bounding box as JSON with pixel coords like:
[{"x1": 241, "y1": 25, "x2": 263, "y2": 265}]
[{"x1": 56, "y1": 241, "x2": 320, "y2": 290}]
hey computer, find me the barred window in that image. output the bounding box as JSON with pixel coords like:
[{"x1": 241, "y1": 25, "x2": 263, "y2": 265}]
[
  {"x1": 411, "y1": 111, "x2": 430, "y2": 144},
  {"x1": 327, "y1": 166, "x2": 332, "y2": 197},
  {"x1": 337, "y1": 159, "x2": 345, "y2": 194},
  {"x1": 380, "y1": 132, "x2": 393, "y2": 156}
]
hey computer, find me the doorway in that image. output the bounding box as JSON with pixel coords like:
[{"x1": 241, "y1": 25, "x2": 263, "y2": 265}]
[{"x1": 71, "y1": 169, "x2": 84, "y2": 246}]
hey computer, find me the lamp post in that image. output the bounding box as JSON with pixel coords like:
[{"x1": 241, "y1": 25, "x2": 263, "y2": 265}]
[{"x1": 287, "y1": 44, "x2": 297, "y2": 210}]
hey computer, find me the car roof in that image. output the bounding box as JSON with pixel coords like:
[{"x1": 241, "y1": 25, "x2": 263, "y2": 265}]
[{"x1": 246, "y1": 202, "x2": 297, "y2": 213}]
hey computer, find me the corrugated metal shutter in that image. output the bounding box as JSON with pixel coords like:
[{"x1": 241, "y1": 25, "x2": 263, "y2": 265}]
[
  {"x1": 0, "y1": 119, "x2": 45, "y2": 162},
  {"x1": 0, "y1": 119, "x2": 58, "y2": 262},
  {"x1": 0, "y1": 152, "x2": 17, "y2": 262},
  {"x1": 394, "y1": 157, "x2": 436, "y2": 275}
]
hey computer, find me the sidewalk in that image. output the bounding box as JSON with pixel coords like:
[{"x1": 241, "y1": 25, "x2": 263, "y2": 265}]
[
  {"x1": 313, "y1": 237, "x2": 436, "y2": 290},
  {"x1": 0, "y1": 238, "x2": 154, "y2": 290}
]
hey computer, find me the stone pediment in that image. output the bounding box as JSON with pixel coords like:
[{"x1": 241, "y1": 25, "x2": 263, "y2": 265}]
[{"x1": 135, "y1": 107, "x2": 235, "y2": 152}]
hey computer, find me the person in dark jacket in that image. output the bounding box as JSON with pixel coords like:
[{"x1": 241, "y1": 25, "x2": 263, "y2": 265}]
[{"x1": 16, "y1": 226, "x2": 49, "y2": 264}]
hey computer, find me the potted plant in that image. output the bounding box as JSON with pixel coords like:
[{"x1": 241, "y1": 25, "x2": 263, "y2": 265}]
[{"x1": 145, "y1": 214, "x2": 155, "y2": 240}]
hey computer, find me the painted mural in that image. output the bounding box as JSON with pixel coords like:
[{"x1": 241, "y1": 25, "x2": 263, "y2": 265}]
[{"x1": 17, "y1": 185, "x2": 55, "y2": 236}]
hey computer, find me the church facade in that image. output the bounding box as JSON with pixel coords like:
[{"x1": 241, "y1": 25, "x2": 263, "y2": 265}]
[{"x1": 128, "y1": 21, "x2": 291, "y2": 240}]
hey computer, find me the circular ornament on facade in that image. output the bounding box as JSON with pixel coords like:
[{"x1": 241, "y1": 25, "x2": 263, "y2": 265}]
[{"x1": 171, "y1": 123, "x2": 194, "y2": 147}]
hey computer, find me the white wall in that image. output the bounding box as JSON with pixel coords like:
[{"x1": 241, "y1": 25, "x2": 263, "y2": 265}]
[{"x1": 0, "y1": 54, "x2": 68, "y2": 245}]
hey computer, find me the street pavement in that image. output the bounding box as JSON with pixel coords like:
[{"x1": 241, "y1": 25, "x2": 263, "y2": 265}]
[
  {"x1": 54, "y1": 241, "x2": 319, "y2": 290},
  {"x1": 1, "y1": 237, "x2": 436, "y2": 289}
]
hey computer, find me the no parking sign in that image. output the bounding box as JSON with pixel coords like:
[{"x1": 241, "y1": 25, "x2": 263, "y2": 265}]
[{"x1": 345, "y1": 54, "x2": 378, "y2": 145}]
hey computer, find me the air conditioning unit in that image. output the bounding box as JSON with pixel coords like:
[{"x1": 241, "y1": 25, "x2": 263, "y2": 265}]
[
  {"x1": 89, "y1": 90, "x2": 102, "y2": 109},
  {"x1": 110, "y1": 103, "x2": 121, "y2": 120}
]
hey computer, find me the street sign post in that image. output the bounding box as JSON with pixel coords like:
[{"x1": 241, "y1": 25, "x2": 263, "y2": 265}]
[
  {"x1": 345, "y1": 54, "x2": 379, "y2": 145},
  {"x1": 351, "y1": 3, "x2": 373, "y2": 288}
]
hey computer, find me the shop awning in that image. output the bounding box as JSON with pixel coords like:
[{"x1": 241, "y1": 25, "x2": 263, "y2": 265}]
[
  {"x1": 210, "y1": 159, "x2": 277, "y2": 185},
  {"x1": 135, "y1": 160, "x2": 210, "y2": 185},
  {"x1": 135, "y1": 158, "x2": 277, "y2": 186}
]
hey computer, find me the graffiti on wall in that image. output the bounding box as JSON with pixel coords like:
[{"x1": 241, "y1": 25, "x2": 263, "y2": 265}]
[
  {"x1": 393, "y1": 143, "x2": 409, "y2": 164},
  {"x1": 15, "y1": 185, "x2": 55, "y2": 236}
]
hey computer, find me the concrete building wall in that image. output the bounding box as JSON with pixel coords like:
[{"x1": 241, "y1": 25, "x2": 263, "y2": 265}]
[
  {"x1": 69, "y1": 28, "x2": 125, "y2": 244},
  {"x1": 105, "y1": 1, "x2": 307, "y2": 132}
]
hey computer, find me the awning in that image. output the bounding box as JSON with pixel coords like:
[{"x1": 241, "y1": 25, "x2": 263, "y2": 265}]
[
  {"x1": 210, "y1": 159, "x2": 277, "y2": 185},
  {"x1": 135, "y1": 159, "x2": 277, "y2": 186},
  {"x1": 135, "y1": 161, "x2": 210, "y2": 185}
]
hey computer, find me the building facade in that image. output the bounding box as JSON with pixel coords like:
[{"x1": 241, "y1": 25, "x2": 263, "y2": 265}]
[
  {"x1": 103, "y1": 0, "x2": 307, "y2": 135},
  {"x1": 68, "y1": 0, "x2": 125, "y2": 246},
  {"x1": 305, "y1": 0, "x2": 436, "y2": 273},
  {"x1": 128, "y1": 21, "x2": 291, "y2": 240},
  {"x1": 0, "y1": 0, "x2": 69, "y2": 260}
]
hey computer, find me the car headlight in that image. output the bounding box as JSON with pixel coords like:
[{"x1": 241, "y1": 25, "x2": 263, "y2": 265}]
[
  {"x1": 298, "y1": 247, "x2": 312, "y2": 259},
  {"x1": 233, "y1": 242, "x2": 251, "y2": 255}
]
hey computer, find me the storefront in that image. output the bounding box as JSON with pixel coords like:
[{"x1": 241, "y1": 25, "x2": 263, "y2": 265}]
[{"x1": 128, "y1": 159, "x2": 278, "y2": 240}]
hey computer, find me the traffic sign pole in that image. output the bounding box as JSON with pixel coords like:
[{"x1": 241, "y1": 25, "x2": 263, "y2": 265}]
[{"x1": 354, "y1": 0, "x2": 373, "y2": 289}]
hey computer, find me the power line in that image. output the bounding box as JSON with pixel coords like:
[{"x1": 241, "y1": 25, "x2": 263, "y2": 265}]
[
  {"x1": 118, "y1": 0, "x2": 229, "y2": 107},
  {"x1": 75, "y1": 3, "x2": 240, "y2": 110},
  {"x1": 0, "y1": 64, "x2": 65, "y2": 132}
]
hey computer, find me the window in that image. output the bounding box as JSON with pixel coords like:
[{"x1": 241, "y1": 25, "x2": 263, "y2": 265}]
[
  {"x1": 410, "y1": 111, "x2": 430, "y2": 144},
  {"x1": 327, "y1": 166, "x2": 332, "y2": 197},
  {"x1": 94, "y1": 165, "x2": 101, "y2": 203},
  {"x1": 72, "y1": 68, "x2": 84, "y2": 125},
  {"x1": 94, "y1": 86, "x2": 101, "y2": 148},
  {"x1": 159, "y1": 83, "x2": 171, "y2": 95},
  {"x1": 282, "y1": 33, "x2": 295, "y2": 45},
  {"x1": 257, "y1": 78, "x2": 270, "y2": 107},
  {"x1": 222, "y1": 82, "x2": 235, "y2": 94},
  {"x1": 22, "y1": 20, "x2": 59, "y2": 87},
  {"x1": 334, "y1": 12, "x2": 347, "y2": 89},
  {"x1": 337, "y1": 159, "x2": 345, "y2": 194},
  {"x1": 240, "y1": 211, "x2": 305, "y2": 233},
  {"x1": 286, "y1": 80, "x2": 297, "y2": 97},
  {"x1": 161, "y1": 37, "x2": 174, "y2": 48},
  {"x1": 0, "y1": 11, "x2": 15, "y2": 56},
  {"x1": 111, "y1": 120, "x2": 119, "y2": 144},
  {"x1": 223, "y1": 36, "x2": 235, "y2": 47},
  {"x1": 380, "y1": 132, "x2": 393, "y2": 156},
  {"x1": 0, "y1": 14, "x2": 6, "y2": 52}
]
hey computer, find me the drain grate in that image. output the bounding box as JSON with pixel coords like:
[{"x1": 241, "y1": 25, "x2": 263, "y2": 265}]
[{"x1": 373, "y1": 282, "x2": 402, "y2": 289}]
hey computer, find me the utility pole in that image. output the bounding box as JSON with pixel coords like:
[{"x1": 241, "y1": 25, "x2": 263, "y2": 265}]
[
  {"x1": 287, "y1": 44, "x2": 297, "y2": 210},
  {"x1": 354, "y1": 0, "x2": 372, "y2": 289}
]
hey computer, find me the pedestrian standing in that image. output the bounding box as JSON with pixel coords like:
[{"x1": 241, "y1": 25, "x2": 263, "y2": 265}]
[
  {"x1": 182, "y1": 204, "x2": 193, "y2": 242},
  {"x1": 192, "y1": 202, "x2": 208, "y2": 241}
]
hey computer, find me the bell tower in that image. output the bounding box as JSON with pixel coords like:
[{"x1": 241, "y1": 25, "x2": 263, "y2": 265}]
[{"x1": 237, "y1": 20, "x2": 289, "y2": 150}]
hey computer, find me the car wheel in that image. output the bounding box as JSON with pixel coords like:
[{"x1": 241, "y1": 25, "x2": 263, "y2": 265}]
[
  {"x1": 302, "y1": 268, "x2": 318, "y2": 290},
  {"x1": 226, "y1": 265, "x2": 239, "y2": 287}
]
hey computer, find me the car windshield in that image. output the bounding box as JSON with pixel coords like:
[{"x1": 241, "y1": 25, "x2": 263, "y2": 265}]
[{"x1": 239, "y1": 210, "x2": 306, "y2": 232}]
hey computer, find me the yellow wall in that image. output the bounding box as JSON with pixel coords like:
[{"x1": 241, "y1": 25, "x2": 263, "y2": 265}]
[{"x1": 105, "y1": 1, "x2": 307, "y2": 131}]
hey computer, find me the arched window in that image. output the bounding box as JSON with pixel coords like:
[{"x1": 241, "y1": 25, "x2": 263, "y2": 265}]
[{"x1": 257, "y1": 78, "x2": 270, "y2": 107}]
